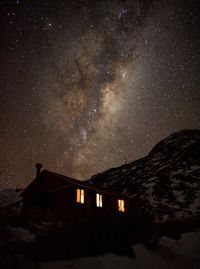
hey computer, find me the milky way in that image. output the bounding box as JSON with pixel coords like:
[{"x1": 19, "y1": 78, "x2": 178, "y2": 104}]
[{"x1": 0, "y1": 0, "x2": 200, "y2": 187}]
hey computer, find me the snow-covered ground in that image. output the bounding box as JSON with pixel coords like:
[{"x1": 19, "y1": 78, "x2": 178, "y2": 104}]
[
  {"x1": 7, "y1": 227, "x2": 35, "y2": 243},
  {"x1": 0, "y1": 189, "x2": 22, "y2": 208},
  {"x1": 41, "y1": 232, "x2": 200, "y2": 269}
]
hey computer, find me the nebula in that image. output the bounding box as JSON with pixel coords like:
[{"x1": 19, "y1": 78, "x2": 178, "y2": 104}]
[
  {"x1": 0, "y1": 0, "x2": 199, "y2": 186},
  {"x1": 39, "y1": 0, "x2": 153, "y2": 178}
]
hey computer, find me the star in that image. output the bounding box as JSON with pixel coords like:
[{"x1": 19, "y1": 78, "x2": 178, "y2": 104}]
[{"x1": 0, "y1": 0, "x2": 199, "y2": 187}]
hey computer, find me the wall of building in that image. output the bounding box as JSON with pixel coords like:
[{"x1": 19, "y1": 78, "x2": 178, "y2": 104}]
[{"x1": 49, "y1": 186, "x2": 130, "y2": 221}]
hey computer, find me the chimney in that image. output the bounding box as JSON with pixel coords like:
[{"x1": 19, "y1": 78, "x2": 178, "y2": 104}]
[{"x1": 35, "y1": 163, "x2": 42, "y2": 178}]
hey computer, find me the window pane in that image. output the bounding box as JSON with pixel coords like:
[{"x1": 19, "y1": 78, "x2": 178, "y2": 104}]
[
  {"x1": 100, "y1": 194, "x2": 102, "y2": 207},
  {"x1": 77, "y1": 189, "x2": 80, "y2": 202},
  {"x1": 80, "y1": 189, "x2": 84, "y2": 203},
  {"x1": 96, "y1": 193, "x2": 103, "y2": 207},
  {"x1": 77, "y1": 189, "x2": 84, "y2": 204},
  {"x1": 118, "y1": 199, "x2": 125, "y2": 212}
]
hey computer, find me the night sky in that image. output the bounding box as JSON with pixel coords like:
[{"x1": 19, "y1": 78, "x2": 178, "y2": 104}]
[{"x1": 0, "y1": 0, "x2": 200, "y2": 189}]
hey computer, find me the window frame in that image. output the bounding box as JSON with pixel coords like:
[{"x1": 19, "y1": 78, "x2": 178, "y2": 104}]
[
  {"x1": 76, "y1": 188, "x2": 85, "y2": 204},
  {"x1": 96, "y1": 193, "x2": 103, "y2": 207},
  {"x1": 118, "y1": 199, "x2": 125, "y2": 212}
]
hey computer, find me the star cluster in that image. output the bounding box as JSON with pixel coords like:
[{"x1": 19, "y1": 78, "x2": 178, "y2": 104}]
[{"x1": 0, "y1": 0, "x2": 200, "y2": 188}]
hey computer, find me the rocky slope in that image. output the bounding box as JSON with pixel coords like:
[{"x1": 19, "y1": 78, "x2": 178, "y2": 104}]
[{"x1": 89, "y1": 129, "x2": 200, "y2": 222}]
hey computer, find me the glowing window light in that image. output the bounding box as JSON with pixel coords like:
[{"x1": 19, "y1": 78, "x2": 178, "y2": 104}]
[
  {"x1": 77, "y1": 189, "x2": 84, "y2": 204},
  {"x1": 118, "y1": 199, "x2": 125, "y2": 212},
  {"x1": 96, "y1": 193, "x2": 103, "y2": 207}
]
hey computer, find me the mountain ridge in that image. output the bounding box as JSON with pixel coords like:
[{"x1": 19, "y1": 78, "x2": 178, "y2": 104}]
[{"x1": 89, "y1": 129, "x2": 200, "y2": 222}]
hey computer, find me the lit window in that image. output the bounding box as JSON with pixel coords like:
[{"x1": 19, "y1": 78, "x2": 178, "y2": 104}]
[
  {"x1": 96, "y1": 193, "x2": 103, "y2": 207},
  {"x1": 77, "y1": 189, "x2": 84, "y2": 204},
  {"x1": 118, "y1": 199, "x2": 125, "y2": 212}
]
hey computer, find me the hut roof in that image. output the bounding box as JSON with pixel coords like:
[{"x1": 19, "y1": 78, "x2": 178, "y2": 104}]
[{"x1": 21, "y1": 170, "x2": 119, "y2": 198}]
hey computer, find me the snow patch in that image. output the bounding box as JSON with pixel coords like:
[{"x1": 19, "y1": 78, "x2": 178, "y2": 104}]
[
  {"x1": 8, "y1": 227, "x2": 35, "y2": 242},
  {"x1": 41, "y1": 233, "x2": 200, "y2": 269},
  {"x1": 0, "y1": 189, "x2": 22, "y2": 208},
  {"x1": 190, "y1": 165, "x2": 200, "y2": 171}
]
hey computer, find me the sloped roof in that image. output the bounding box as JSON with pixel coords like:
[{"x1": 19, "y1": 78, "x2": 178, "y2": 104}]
[{"x1": 21, "y1": 170, "x2": 118, "y2": 197}]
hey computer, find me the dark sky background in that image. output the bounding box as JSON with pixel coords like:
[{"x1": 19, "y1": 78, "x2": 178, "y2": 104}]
[{"x1": 0, "y1": 0, "x2": 200, "y2": 189}]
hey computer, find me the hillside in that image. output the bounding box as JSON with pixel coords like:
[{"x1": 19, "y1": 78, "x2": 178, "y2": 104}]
[{"x1": 89, "y1": 129, "x2": 200, "y2": 223}]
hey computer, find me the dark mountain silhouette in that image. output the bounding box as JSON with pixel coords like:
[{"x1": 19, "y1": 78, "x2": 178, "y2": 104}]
[{"x1": 89, "y1": 129, "x2": 200, "y2": 223}]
